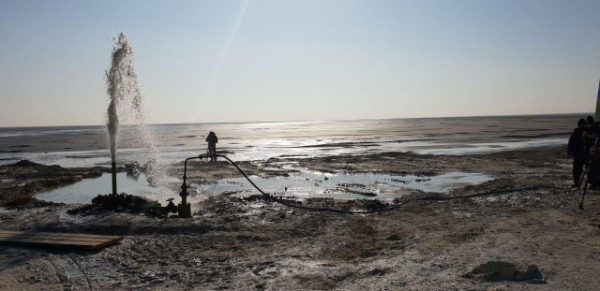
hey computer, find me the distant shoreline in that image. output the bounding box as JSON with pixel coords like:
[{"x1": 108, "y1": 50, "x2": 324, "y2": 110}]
[
  {"x1": 0, "y1": 115, "x2": 575, "y2": 168},
  {"x1": 0, "y1": 112, "x2": 591, "y2": 129}
]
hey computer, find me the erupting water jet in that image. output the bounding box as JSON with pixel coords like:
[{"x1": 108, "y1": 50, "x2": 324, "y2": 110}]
[
  {"x1": 105, "y1": 33, "x2": 170, "y2": 197},
  {"x1": 106, "y1": 33, "x2": 131, "y2": 195}
]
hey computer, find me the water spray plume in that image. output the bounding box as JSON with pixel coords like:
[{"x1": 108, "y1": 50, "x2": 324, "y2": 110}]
[
  {"x1": 105, "y1": 33, "x2": 171, "y2": 197},
  {"x1": 106, "y1": 33, "x2": 130, "y2": 195}
]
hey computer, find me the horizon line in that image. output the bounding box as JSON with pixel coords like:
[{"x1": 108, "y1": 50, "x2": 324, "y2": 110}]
[{"x1": 0, "y1": 112, "x2": 592, "y2": 129}]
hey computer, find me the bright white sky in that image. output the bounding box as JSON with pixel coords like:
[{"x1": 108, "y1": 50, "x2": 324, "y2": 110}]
[{"x1": 1, "y1": 0, "x2": 599, "y2": 127}]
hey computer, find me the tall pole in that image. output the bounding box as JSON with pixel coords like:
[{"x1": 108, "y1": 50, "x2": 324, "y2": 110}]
[
  {"x1": 595, "y1": 78, "x2": 600, "y2": 121},
  {"x1": 111, "y1": 161, "x2": 117, "y2": 195}
]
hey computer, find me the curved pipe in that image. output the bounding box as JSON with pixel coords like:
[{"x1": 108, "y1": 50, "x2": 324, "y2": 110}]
[{"x1": 179, "y1": 154, "x2": 560, "y2": 214}]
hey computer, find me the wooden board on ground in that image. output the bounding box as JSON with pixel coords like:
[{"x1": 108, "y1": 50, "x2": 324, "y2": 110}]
[{"x1": 0, "y1": 230, "x2": 123, "y2": 250}]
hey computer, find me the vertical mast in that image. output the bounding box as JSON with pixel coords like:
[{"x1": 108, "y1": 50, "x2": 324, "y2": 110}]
[{"x1": 595, "y1": 79, "x2": 600, "y2": 121}]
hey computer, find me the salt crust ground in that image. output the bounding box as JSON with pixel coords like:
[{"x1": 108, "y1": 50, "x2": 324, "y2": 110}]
[{"x1": 0, "y1": 147, "x2": 599, "y2": 290}]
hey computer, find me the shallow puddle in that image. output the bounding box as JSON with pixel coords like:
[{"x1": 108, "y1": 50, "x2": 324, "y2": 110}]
[
  {"x1": 36, "y1": 169, "x2": 494, "y2": 205},
  {"x1": 187, "y1": 170, "x2": 494, "y2": 200},
  {"x1": 35, "y1": 172, "x2": 177, "y2": 205}
]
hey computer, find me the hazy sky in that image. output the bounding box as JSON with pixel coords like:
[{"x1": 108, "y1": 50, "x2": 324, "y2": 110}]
[{"x1": 1, "y1": 0, "x2": 599, "y2": 127}]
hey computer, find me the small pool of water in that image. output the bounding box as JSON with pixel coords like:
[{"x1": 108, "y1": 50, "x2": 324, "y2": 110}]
[
  {"x1": 36, "y1": 169, "x2": 494, "y2": 205},
  {"x1": 35, "y1": 172, "x2": 177, "y2": 205},
  {"x1": 187, "y1": 170, "x2": 494, "y2": 200}
]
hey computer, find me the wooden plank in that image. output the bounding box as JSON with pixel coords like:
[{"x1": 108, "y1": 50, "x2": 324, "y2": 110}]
[
  {"x1": 0, "y1": 237, "x2": 105, "y2": 247},
  {"x1": 0, "y1": 236, "x2": 122, "y2": 250},
  {"x1": 0, "y1": 234, "x2": 119, "y2": 245},
  {"x1": 0, "y1": 234, "x2": 112, "y2": 245},
  {"x1": 0, "y1": 230, "x2": 123, "y2": 250},
  {"x1": 0, "y1": 232, "x2": 121, "y2": 243},
  {"x1": 0, "y1": 235, "x2": 122, "y2": 250},
  {"x1": 0, "y1": 229, "x2": 123, "y2": 239},
  {"x1": 0, "y1": 231, "x2": 119, "y2": 240}
]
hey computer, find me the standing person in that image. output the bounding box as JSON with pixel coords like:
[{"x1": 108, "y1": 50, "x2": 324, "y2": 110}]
[
  {"x1": 567, "y1": 119, "x2": 586, "y2": 187},
  {"x1": 583, "y1": 116, "x2": 596, "y2": 175},
  {"x1": 206, "y1": 131, "x2": 218, "y2": 162},
  {"x1": 584, "y1": 116, "x2": 600, "y2": 189},
  {"x1": 586, "y1": 116, "x2": 595, "y2": 125}
]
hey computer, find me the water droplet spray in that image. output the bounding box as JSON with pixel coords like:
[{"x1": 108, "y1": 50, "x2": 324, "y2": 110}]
[{"x1": 105, "y1": 33, "x2": 171, "y2": 197}]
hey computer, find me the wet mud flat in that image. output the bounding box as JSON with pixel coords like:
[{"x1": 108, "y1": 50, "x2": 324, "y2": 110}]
[{"x1": 1, "y1": 147, "x2": 600, "y2": 290}]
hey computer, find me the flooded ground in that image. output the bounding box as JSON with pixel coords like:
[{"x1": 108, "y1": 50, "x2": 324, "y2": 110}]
[
  {"x1": 35, "y1": 166, "x2": 493, "y2": 206},
  {"x1": 189, "y1": 170, "x2": 494, "y2": 200},
  {"x1": 1, "y1": 146, "x2": 600, "y2": 290}
]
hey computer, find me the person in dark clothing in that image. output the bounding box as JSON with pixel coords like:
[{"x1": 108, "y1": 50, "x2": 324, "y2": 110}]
[
  {"x1": 567, "y1": 118, "x2": 586, "y2": 187},
  {"x1": 587, "y1": 116, "x2": 595, "y2": 124},
  {"x1": 584, "y1": 117, "x2": 600, "y2": 189},
  {"x1": 588, "y1": 145, "x2": 600, "y2": 190},
  {"x1": 206, "y1": 131, "x2": 218, "y2": 162},
  {"x1": 584, "y1": 116, "x2": 596, "y2": 150},
  {"x1": 582, "y1": 116, "x2": 596, "y2": 164}
]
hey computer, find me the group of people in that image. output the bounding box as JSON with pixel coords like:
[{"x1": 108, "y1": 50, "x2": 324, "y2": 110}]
[{"x1": 567, "y1": 116, "x2": 600, "y2": 188}]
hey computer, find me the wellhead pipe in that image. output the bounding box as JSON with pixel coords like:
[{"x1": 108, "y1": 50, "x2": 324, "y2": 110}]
[{"x1": 111, "y1": 161, "x2": 117, "y2": 195}]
